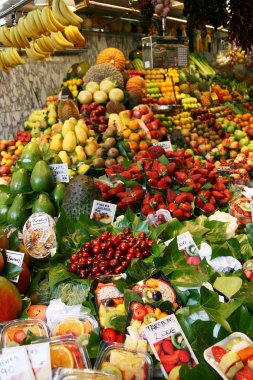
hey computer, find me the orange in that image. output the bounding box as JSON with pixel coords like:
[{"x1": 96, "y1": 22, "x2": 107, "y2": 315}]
[
  {"x1": 50, "y1": 345, "x2": 74, "y2": 369},
  {"x1": 129, "y1": 133, "x2": 140, "y2": 142},
  {"x1": 249, "y1": 117, "x2": 253, "y2": 124},
  {"x1": 55, "y1": 317, "x2": 84, "y2": 337},
  {"x1": 128, "y1": 141, "x2": 139, "y2": 151},
  {"x1": 122, "y1": 129, "x2": 131, "y2": 138},
  {"x1": 138, "y1": 130, "x2": 146, "y2": 139},
  {"x1": 83, "y1": 320, "x2": 93, "y2": 334},
  {"x1": 139, "y1": 141, "x2": 149, "y2": 151},
  {"x1": 128, "y1": 120, "x2": 140, "y2": 131},
  {"x1": 242, "y1": 113, "x2": 251, "y2": 121}
]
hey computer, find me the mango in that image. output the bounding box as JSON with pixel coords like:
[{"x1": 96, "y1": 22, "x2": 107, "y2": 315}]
[
  {"x1": 62, "y1": 131, "x2": 77, "y2": 152},
  {"x1": 50, "y1": 134, "x2": 63, "y2": 152},
  {"x1": 68, "y1": 117, "x2": 78, "y2": 126},
  {"x1": 75, "y1": 145, "x2": 87, "y2": 161},
  {"x1": 75, "y1": 125, "x2": 88, "y2": 145},
  {"x1": 84, "y1": 137, "x2": 98, "y2": 156},
  {"x1": 78, "y1": 163, "x2": 90, "y2": 175},
  {"x1": 62, "y1": 120, "x2": 75, "y2": 137},
  {"x1": 76, "y1": 119, "x2": 90, "y2": 135},
  {"x1": 0, "y1": 276, "x2": 22, "y2": 322},
  {"x1": 58, "y1": 151, "x2": 71, "y2": 167}
]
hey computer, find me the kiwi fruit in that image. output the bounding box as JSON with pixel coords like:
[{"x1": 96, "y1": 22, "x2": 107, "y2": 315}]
[
  {"x1": 117, "y1": 155, "x2": 125, "y2": 164},
  {"x1": 105, "y1": 158, "x2": 117, "y2": 167},
  {"x1": 102, "y1": 364, "x2": 122, "y2": 380},
  {"x1": 108, "y1": 147, "x2": 119, "y2": 158},
  {"x1": 143, "y1": 313, "x2": 157, "y2": 325},
  {"x1": 103, "y1": 137, "x2": 116, "y2": 149},
  {"x1": 95, "y1": 147, "x2": 106, "y2": 158},
  {"x1": 104, "y1": 310, "x2": 125, "y2": 328},
  {"x1": 93, "y1": 158, "x2": 105, "y2": 168}
]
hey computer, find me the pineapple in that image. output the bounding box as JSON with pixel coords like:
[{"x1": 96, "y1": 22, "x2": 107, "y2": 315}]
[
  {"x1": 200, "y1": 94, "x2": 211, "y2": 107},
  {"x1": 179, "y1": 79, "x2": 190, "y2": 94}
]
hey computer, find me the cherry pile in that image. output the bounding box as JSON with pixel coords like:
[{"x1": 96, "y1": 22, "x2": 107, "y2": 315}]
[{"x1": 68, "y1": 228, "x2": 154, "y2": 279}]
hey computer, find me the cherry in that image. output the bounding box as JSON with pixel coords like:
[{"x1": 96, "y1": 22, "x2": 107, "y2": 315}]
[
  {"x1": 119, "y1": 242, "x2": 129, "y2": 253},
  {"x1": 135, "y1": 252, "x2": 143, "y2": 259},
  {"x1": 82, "y1": 251, "x2": 91, "y2": 258},
  {"x1": 104, "y1": 270, "x2": 113, "y2": 275},
  {"x1": 128, "y1": 247, "x2": 137, "y2": 256},
  {"x1": 138, "y1": 232, "x2": 146, "y2": 240},
  {"x1": 121, "y1": 261, "x2": 129, "y2": 269},
  {"x1": 91, "y1": 266, "x2": 99, "y2": 275},
  {"x1": 79, "y1": 270, "x2": 89, "y2": 279},
  {"x1": 78, "y1": 257, "x2": 87, "y2": 264},
  {"x1": 114, "y1": 253, "x2": 121, "y2": 260},
  {"x1": 100, "y1": 231, "x2": 111, "y2": 241},
  {"x1": 77, "y1": 263, "x2": 87, "y2": 270},
  {"x1": 142, "y1": 250, "x2": 151, "y2": 258},
  {"x1": 147, "y1": 240, "x2": 155, "y2": 247},
  {"x1": 99, "y1": 262, "x2": 108, "y2": 274},
  {"x1": 92, "y1": 245, "x2": 101, "y2": 255},
  {"x1": 123, "y1": 227, "x2": 131, "y2": 235},
  {"x1": 111, "y1": 236, "x2": 121, "y2": 247},
  {"x1": 70, "y1": 254, "x2": 79, "y2": 263},
  {"x1": 101, "y1": 243, "x2": 109, "y2": 253},
  {"x1": 83, "y1": 242, "x2": 92, "y2": 252},
  {"x1": 139, "y1": 241, "x2": 148, "y2": 251},
  {"x1": 128, "y1": 241, "x2": 135, "y2": 248},
  {"x1": 109, "y1": 259, "x2": 119, "y2": 268},
  {"x1": 87, "y1": 257, "x2": 94, "y2": 266},
  {"x1": 92, "y1": 238, "x2": 101, "y2": 245},
  {"x1": 96, "y1": 254, "x2": 105, "y2": 261},
  {"x1": 126, "y1": 253, "x2": 134, "y2": 261},
  {"x1": 114, "y1": 265, "x2": 124, "y2": 274},
  {"x1": 69, "y1": 263, "x2": 77, "y2": 273}
]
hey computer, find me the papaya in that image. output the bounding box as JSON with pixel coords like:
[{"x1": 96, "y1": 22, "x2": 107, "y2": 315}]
[
  {"x1": 30, "y1": 161, "x2": 55, "y2": 193},
  {"x1": 0, "y1": 276, "x2": 22, "y2": 322},
  {"x1": 75, "y1": 145, "x2": 87, "y2": 161},
  {"x1": 32, "y1": 193, "x2": 56, "y2": 216},
  {"x1": 51, "y1": 183, "x2": 65, "y2": 210},
  {"x1": 62, "y1": 120, "x2": 75, "y2": 137},
  {"x1": 0, "y1": 192, "x2": 11, "y2": 224},
  {"x1": 75, "y1": 125, "x2": 88, "y2": 145},
  {"x1": 58, "y1": 151, "x2": 71, "y2": 167},
  {"x1": 50, "y1": 134, "x2": 63, "y2": 152},
  {"x1": 62, "y1": 131, "x2": 77, "y2": 152},
  {"x1": 7, "y1": 194, "x2": 30, "y2": 229},
  {"x1": 10, "y1": 168, "x2": 31, "y2": 195},
  {"x1": 20, "y1": 140, "x2": 42, "y2": 171}
]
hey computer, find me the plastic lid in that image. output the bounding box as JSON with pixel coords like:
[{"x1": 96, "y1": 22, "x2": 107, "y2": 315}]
[
  {"x1": 1, "y1": 318, "x2": 49, "y2": 347},
  {"x1": 95, "y1": 344, "x2": 153, "y2": 380},
  {"x1": 53, "y1": 368, "x2": 117, "y2": 380}
]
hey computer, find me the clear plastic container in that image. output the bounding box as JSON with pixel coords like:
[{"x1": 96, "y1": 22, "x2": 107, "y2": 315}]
[
  {"x1": 53, "y1": 368, "x2": 117, "y2": 380},
  {"x1": 23, "y1": 212, "x2": 56, "y2": 259},
  {"x1": 204, "y1": 332, "x2": 253, "y2": 380},
  {"x1": 51, "y1": 314, "x2": 98, "y2": 338},
  {"x1": 50, "y1": 336, "x2": 90, "y2": 370},
  {"x1": 95, "y1": 344, "x2": 153, "y2": 380},
  {"x1": 229, "y1": 197, "x2": 252, "y2": 225},
  {"x1": 1, "y1": 318, "x2": 49, "y2": 347}
]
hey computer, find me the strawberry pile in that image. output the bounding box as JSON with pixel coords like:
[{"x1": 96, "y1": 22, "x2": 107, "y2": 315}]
[{"x1": 96, "y1": 147, "x2": 233, "y2": 221}]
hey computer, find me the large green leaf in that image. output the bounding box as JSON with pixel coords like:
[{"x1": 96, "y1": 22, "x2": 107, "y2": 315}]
[
  {"x1": 211, "y1": 238, "x2": 241, "y2": 260},
  {"x1": 124, "y1": 289, "x2": 143, "y2": 310},
  {"x1": 126, "y1": 259, "x2": 154, "y2": 283},
  {"x1": 180, "y1": 363, "x2": 221, "y2": 380},
  {"x1": 234, "y1": 281, "x2": 253, "y2": 311},
  {"x1": 203, "y1": 220, "x2": 228, "y2": 242},
  {"x1": 217, "y1": 306, "x2": 253, "y2": 341},
  {"x1": 213, "y1": 276, "x2": 243, "y2": 299},
  {"x1": 236, "y1": 234, "x2": 253, "y2": 259},
  {"x1": 200, "y1": 287, "x2": 242, "y2": 332}
]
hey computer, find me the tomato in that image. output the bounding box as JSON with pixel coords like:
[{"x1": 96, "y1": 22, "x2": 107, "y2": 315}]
[
  {"x1": 132, "y1": 306, "x2": 147, "y2": 321},
  {"x1": 211, "y1": 346, "x2": 227, "y2": 362}
]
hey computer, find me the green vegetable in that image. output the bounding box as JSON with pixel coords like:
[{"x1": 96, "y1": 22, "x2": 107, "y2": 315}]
[
  {"x1": 51, "y1": 281, "x2": 90, "y2": 305},
  {"x1": 189, "y1": 53, "x2": 216, "y2": 78}
]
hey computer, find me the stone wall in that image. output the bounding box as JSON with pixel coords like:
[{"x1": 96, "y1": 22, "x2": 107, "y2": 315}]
[{"x1": 0, "y1": 32, "x2": 140, "y2": 138}]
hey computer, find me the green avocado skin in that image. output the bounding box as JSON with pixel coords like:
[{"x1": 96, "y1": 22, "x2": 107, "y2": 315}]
[
  {"x1": 10, "y1": 168, "x2": 31, "y2": 196},
  {"x1": 30, "y1": 161, "x2": 55, "y2": 193},
  {"x1": 32, "y1": 193, "x2": 56, "y2": 217},
  {"x1": 51, "y1": 183, "x2": 65, "y2": 208},
  {"x1": 7, "y1": 194, "x2": 29, "y2": 229},
  {"x1": 0, "y1": 192, "x2": 11, "y2": 224},
  {"x1": 20, "y1": 141, "x2": 42, "y2": 171}
]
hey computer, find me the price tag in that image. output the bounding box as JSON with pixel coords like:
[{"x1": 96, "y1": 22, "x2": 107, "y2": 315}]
[
  {"x1": 90, "y1": 200, "x2": 117, "y2": 225},
  {"x1": 30, "y1": 214, "x2": 50, "y2": 230},
  {"x1": 154, "y1": 141, "x2": 173, "y2": 152},
  {"x1": 143, "y1": 314, "x2": 198, "y2": 379},
  {"x1": 177, "y1": 231, "x2": 194, "y2": 250},
  {"x1": 144, "y1": 61, "x2": 151, "y2": 68},
  {"x1": 49, "y1": 164, "x2": 69, "y2": 183},
  {"x1": 26, "y1": 343, "x2": 52, "y2": 380},
  {"x1": 1, "y1": 346, "x2": 35, "y2": 380},
  {"x1": 5, "y1": 250, "x2": 24, "y2": 283},
  {"x1": 177, "y1": 231, "x2": 201, "y2": 266}
]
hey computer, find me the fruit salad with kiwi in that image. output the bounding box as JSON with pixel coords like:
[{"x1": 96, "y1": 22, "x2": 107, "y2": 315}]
[
  {"x1": 130, "y1": 272, "x2": 179, "y2": 311},
  {"x1": 208, "y1": 335, "x2": 253, "y2": 379},
  {"x1": 92, "y1": 276, "x2": 126, "y2": 344},
  {"x1": 96, "y1": 346, "x2": 152, "y2": 380},
  {"x1": 124, "y1": 302, "x2": 170, "y2": 354},
  {"x1": 230, "y1": 198, "x2": 252, "y2": 225}
]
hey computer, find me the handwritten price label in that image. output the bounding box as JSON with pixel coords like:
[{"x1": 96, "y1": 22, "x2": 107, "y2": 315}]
[
  {"x1": 49, "y1": 164, "x2": 69, "y2": 183},
  {"x1": 154, "y1": 141, "x2": 173, "y2": 152},
  {"x1": 177, "y1": 231, "x2": 194, "y2": 250},
  {"x1": 6, "y1": 250, "x2": 24, "y2": 283},
  {"x1": 1, "y1": 346, "x2": 35, "y2": 380},
  {"x1": 26, "y1": 343, "x2": 52, "y2": 380},
  {"x1": 90, "y1": 200, "x2": 117, "y2": 225}
]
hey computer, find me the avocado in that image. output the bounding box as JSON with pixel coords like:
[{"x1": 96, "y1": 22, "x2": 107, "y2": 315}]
[
  {"x1": 7, "y1": 194, "x2": 30, "y2": 229},
  {"x1": 10, "y1": 168, "x2": 31, "y2": 195},
  {"x1": 30, "y1": 161, "x2": 55, "y2": 193},
  {"x1": 20, "y1": 141, "x2": 42, "y2": 171},
  {"x1": 51, "y1": 183, "x2": 65, "y2": 211},
  {"x1": 32, "y1": 193, "x2": 56, "y2": 217},
  {"x1": 0, "y1": 192, "x2": 11, "y2": 224},
  {"x1": 104, "y1": 310, "x2": 125, "y2": 329}
]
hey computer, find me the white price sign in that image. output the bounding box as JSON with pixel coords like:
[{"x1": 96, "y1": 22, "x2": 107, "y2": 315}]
[
  {"x1": 177, "y1": 231, "x2": 194, "y2": 251},
  {"x1": 6, "y1": 250, "x2": 24, "y2": 283},
  {"x1": 49, "y1": 164, "x2": 69, "y2": 183},
  {"x1": 154, "y1": 141, "x2": 173, "y2": 152},
  {"x1": 26, "y1": 343, "x2": 52, "y2": 380},
  {"x1": 90, "y1": 200, "x2": 117, "y2": 225},
  {"x1": 1, "y1": 347, "x2": 35, "y2": 380}
]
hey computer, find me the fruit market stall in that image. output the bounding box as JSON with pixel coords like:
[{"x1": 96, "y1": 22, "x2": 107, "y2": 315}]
[{"x1": 0, "y1": 0, "x2": 253, "y2": 379}]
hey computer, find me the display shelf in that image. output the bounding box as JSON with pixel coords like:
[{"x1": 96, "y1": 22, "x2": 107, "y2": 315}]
[{"x1": 81, "y1": 27, "x2": 145, "y2": 38}]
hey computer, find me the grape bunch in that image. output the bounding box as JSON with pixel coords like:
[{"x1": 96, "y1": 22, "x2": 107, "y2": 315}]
[
  {"x1": 151, "y1": 0, "x2": 172, "y2": 18},
  {"x1": 68, "y1": 228, "x2": 154, "y2": 279}
]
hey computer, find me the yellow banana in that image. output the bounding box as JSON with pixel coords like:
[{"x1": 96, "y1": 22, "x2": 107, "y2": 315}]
[
  {"x1": 42, "y1": 35, "x2": 55, "y2": 52},
  {"x1": 9, "y1": 47, "x2": 25, "y2": 65},
  {"x1": 41, "y1": 6, "x2": 57, "y2": 32},
  {"x1": 26, "y1": 46, "x2": 45, "y2": 61},
  {"x1": 17, "y1": 17, "x2": 30, "y2": 38},
  {"x1": 31, "y1": 41, "x2": 50, "y2": 57},
  {"x1": 64, "y1": 26, "x2": 75, "y2": 43},
  {"x1": 2, "y1": 49, "x2": 16, "y2": 67},
  {"x1": 47, "y1": 5, "x2": 65, "y2": 31},
  {"x1": 0, "y1": 53, "x2": 10, "y2": 73},
  {"x1": 23, "y1": 14, "x2": 40, "y2": 39},
  {"x1": 50, "y1": 31, "x2": 74, "y2": 49},
  {"x1": 9, "y1": 27, "x2": 20, "y2": 48},
  {"x1": 0, "y1": 25, "x2": 12, "y2": 47},
  {"x1": 58, "y1": 0, "x2": 83, "y2": 27},
  {"x1": 69, "y1": 25, "x2": 85, "y2": 43},
  {"x1": 37, "y1": 36, "x2": 52, "y2": 52},
  {"x1": 34, "y1": 9, "x2": 47, "y2": 34},
  {"x1": 16, "y1": 23, "x2": 30, "y2": 48},
  {"x1": 31, "y1": 9, "x2": 44, "y2": 35},
  {"x1": 13, "y1": 26, "x2": 26, "y2": 49},
  {"x1": 52, "y1": 0, "x2": 70, "y2": 26}
]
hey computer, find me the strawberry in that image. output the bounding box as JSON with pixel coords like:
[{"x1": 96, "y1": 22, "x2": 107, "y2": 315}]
[
  {"x1": 175, "y1": 193, "x2": 188, "y2": 203},
  {"x1": 185, "y1": 158, "x2": 194, "y2": 168},
  {"x1": 211, "y1": 190, "x2": 223, "y2": 199},
  {"x1": 173, "y1": 209, "x2": 183, "y2": 219},
  {"x1": 193, "y1": 183, "x2": 202, "y2": 191},
  {"x1": 132, "y1": 173, "x2": 143, "y2": 181},
  {"x1": 183, "y1": 211, "x2": 191, "y2": 219},
  {"x1": 146, "y1": 171, "x2": 159, "y2": 180},
  {"x1": 121, "y1": 197, "x2": 137, "y2": 205},
  {"x1": 153, "y1": 193, "x2": 164, "y2": 203},
  {"x1": 191, "y1": 174, "x2": 202, "y2": 182},
  {"x1": 96, "y1": 180, "x2": 110, "y2": 192},
  {"x1": 117, "y1": 191, "x2": 130, "y2": 200},
  {"x1": 114, "y1": 183, "x2": 125, "y2": 192},
  {"x1": 102, "y1": 192, "x2": 109, "y2": 201},
  {"x1": 179, "y1": 203, "x2": 192, "y2": 212},
  {"x1": 168, "y1": 203, "x2": 177, "y2": 213},
  {"x1": 131, "y1": 189, "x2": 145, "y2": 200},
  {"x1": 143, "y1": 192, "x2": 152, "y2": 204},
  {"x1": 167, "y1": 162, "x2": 176, "y2": 175},
  {"x1": 143, "y1": 161, "x2": 152, "y2": 171},
  {"x1": 195, "y1": 197, "x2": 204, "y2": 209},
  {"x1": 133, "y1": 151, "x2": 151, "y2": 161},
  {"x1": 108, "y1": 188, "x2": 119, "y2": 197},
  {"x1": 205, "y1": 162, "x2": 215, "y2": 171},
  {"x1": 151, "y1": 160, "x2": 160, "y2": 172},
  {"x1": 148, "y1": 145, "x2": 166, "y2": 159},
  {"x1": 157, "y1": 178, "x2": 169, "y2": 190},
  {"x1": 185, "y1": 193, "x2": 194, "y2": 202},
  {"x1": 198, "y1": 177, "x2": 207, "y2": 184},
  {"x1": 213, "y1": 181, "x2": 226, "y2": 191},
  {"x1": 202, "y1": 203, "x2": 215, "y2": 213},
  {"x1": 157, "y1": 203, "x2": 168, "y2": 210},
  {"x1": 102, "y1": 328, "x2": 117, "y2": 343},
  {"x1": 166, "y1": 189, "x2": 177, "y2": 203},
  {"x1": 157, "y1": 163, "x2": 168, "y2": 176},
  {"x1": 175, "y1": 172, "x2": 187, "y2": 184},
  {"x1": 209, "y1": 196, "x2": 216, "y2": 205},
  {"x1": 224, "y1": 189, "x2": 232, "y2": 200},
  {"x1": 120, "y1": 171, "x2": 132, "y2": 179},
  {"x1": 141, "y1": 204, "x2": 155, "y2": 215},
  {"x1": 147, "y1": 178, "x2": 158, "y2": 188},
  {"x1": 129, "y1": 164, "x2": 142, "y2": 173}
]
